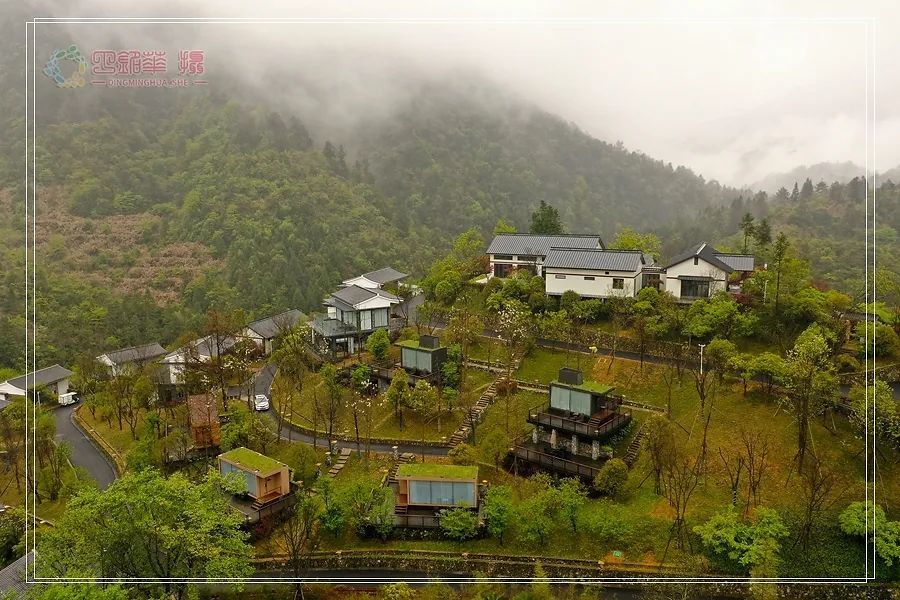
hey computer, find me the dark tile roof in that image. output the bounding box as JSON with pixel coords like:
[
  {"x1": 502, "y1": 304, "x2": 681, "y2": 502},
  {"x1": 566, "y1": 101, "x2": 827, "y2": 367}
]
[
  {"x1": 487, "y1": 234, "x2": 604, "y2": 256},
  {"x1": 99, "y1": 342, "x2": 167, "y2": 365},
  {"x1": 192, "y1": 335, "x2": 236, "y2": 358},
  {"x1": 544, "y1": 248, "x2": 645, "y2": 272},
  {"x1": 0, "y1": 550, "x2": 33, "y2": 596},
  {"x1": 663, "y1": 242, "x2": 734, "y2": 273},
  {"x1": 7, "y1": 364, "x2": 73, "y2": 390},
  {"x1": 359, "y1": 267, "x2": 407, "y2": 285},
  {"x1": 713, "y1": 253, "x2": 755, "y2": 272},
  {"x1": 246, "y1": 309, "x2": 305, "y2": 339},
  {"x1": 331, "y1": 285, "x2": 377, "y2": 306}
]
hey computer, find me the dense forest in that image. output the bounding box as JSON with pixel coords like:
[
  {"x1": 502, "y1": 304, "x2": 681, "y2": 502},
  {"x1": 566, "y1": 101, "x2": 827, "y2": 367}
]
[{"x1": 0, "y1": 17, "x2": 894, "y2": 373}]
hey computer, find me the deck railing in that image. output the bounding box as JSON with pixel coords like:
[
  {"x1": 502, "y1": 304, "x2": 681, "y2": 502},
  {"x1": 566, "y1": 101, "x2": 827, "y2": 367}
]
[
  {"x1": 526, "y1": 405, "x2": 631, "y2": 439},
  {"x1": 510, "y1": 444, "x2": 601, "y2": 479}
]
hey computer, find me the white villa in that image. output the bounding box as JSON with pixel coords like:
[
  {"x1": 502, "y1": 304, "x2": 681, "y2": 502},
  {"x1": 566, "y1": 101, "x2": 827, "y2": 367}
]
[
  {"x1": 487, "y1": 234, "x2": 754, "y2": 302},
  {"x1": 242, "y1": 309, "x2": 305, "y2": 355},
  {"x1": 310, "y1": 267, "x2": 407, "y2": 359},
  {"x1": 97, "y1": 342, "x2": 167, "y2": 377}
]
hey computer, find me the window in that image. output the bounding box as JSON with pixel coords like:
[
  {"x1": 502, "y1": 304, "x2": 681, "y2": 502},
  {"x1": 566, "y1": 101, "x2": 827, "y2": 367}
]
[
  {"x1": 554, "y1": 274, "x2": 567, "y2": 279},
  {"x1": 518, "y1": 255, "x2": 537, "y2": 262},
  {"x1": 494, "y1": 254, "x2": 513, "y2": 261},
  {"x1": 584, "y1": 276, "x2": 595, "y2": 281},
  {"x1": 693, "y1": 257, "x2": 699, "y2": 265},
  {"x1": 494, "y1": 263, "x2": 514, "y2": 278},
  {"x1": 359, "y1": 310, "x2": 372, "y2": 330},
  {"x1": 409, "y1": 480, "x2": 475, "y2": 506},
  {"x1": 612, "y1": 278, "x2": 624, "y2": 290},
  {"x1": 681, "y1": 279, "x2": 710, "y2": 298}
]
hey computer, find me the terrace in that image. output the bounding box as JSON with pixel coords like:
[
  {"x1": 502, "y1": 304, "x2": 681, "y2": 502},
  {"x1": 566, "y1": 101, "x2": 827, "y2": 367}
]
[
  {"x1": 526, "y1": 403, "x2": 631, "y2": 440},
  {"x1": 509, "y1": 439, "x2": 608, "y2": 479}
]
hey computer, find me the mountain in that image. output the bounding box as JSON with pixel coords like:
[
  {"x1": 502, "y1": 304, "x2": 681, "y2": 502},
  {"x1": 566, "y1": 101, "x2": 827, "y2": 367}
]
[{"x1": 750, "y1": 162, "x2": 866, "y2": 194}]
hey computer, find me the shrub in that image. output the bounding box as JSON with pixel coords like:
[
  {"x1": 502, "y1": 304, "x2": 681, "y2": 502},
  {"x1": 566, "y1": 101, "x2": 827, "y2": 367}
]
[
  {"x1": 448, "y1": 443, "x2": 478, "y2": 466},
  {"x1": 439, "y1": 507, "x2": 479, "y2": 541},
  {"x1": 834, "y1": 354, "x2": 861, "y2": 374},
  {"x1": 366, "y1": 328, "x2": 391, "y2": 362},
  {"x1": 593, "y1": 458, "x2": 628, "y2": 496}
]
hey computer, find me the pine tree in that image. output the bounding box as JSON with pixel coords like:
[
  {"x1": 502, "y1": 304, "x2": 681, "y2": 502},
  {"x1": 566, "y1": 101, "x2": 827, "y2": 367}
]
[
  {"x1": 800, "y1": 177, "x2": 814, "y2": 200},
  {"x1": 530, "y1": 200, "x2": 564, "y2": 234},
  {"x1": 739, "y1": 213, "x2": 756, "y2": 253},
  {"x1": 790, "y1": 182, "x2": 800, "y2": 202}
]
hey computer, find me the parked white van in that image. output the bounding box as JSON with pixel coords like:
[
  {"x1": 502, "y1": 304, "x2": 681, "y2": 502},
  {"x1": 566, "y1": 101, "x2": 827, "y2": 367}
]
[{"x1": 58, "y1": 392, "x2": 78, "y2": 406}]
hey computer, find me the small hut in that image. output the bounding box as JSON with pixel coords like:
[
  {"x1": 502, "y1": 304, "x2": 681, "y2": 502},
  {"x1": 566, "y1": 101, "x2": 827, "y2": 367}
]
[{"x1": 187, "y1": 393, "x2": 221, "y2": 448}]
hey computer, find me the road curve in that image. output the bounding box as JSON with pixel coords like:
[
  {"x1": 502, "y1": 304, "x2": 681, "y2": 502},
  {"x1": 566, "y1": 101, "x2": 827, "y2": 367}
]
[{"x1": 53, "y1": 404, "x2": 117, "y2": 489}]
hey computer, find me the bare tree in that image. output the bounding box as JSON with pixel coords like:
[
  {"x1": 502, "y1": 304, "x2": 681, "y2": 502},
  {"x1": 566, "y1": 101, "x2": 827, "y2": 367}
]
[
  {"x1": 718, "y1": 447, "x2": 745, "y2": 509},
  {"x1": 661, "y1": 445, "x2": 703, "y2": 555},
  {"x1": 741, "y1": 428, "x2": 771, "y2": 514},
  {"x1": 795, "y1": 457, "x2": 840, "y2": 553}
]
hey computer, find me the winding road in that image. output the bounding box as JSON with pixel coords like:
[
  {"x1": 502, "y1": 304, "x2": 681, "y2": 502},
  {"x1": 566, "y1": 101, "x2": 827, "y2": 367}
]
[{"x1": 53, "y1": 403, "x2": 117, "y2": 489}]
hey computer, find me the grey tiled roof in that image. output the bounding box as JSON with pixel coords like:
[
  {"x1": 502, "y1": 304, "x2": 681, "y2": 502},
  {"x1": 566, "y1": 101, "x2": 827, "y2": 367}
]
[
  {"x1": 359, "y1": 267, "x2": 407, "y2": 285},
  {"x1": 192, "y1": 335, "x2": 236, "y2": 358},
  {"x1": 544, "y1": 248, "x2": 645, "y2": 272},
  {"x1": 487, "y1": 234, "x2": 604, "y2": 256},
  {"x1": 246, "y1": 309, "x2": 305, "y2": 339},
  {"x1": 332, "y1": 285, "x2": 377, "y2": 306},
  {"x1": 714, "y1": 253, "x2": 755, "y2": 272},
  {"x1": 663, "y1": 242, "x2": 735, "y2": 273},
  {"x1": 99, "y1": 342, "x2": 167, "y2": 366},
  {"x1": 0, "y1": 550, "x2": 33, "y2": 596},
  {"x1": 7, "y1": 364, "x2": 73, "y2": 390}
]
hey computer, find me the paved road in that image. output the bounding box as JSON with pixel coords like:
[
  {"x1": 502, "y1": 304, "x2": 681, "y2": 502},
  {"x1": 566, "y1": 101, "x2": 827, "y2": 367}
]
[
  {"x1": 251, "y1": 364, "x2": 450, "y2": 456},
  {"x1": 53, "y1": 404, "x2": 117, "y2": 490}
]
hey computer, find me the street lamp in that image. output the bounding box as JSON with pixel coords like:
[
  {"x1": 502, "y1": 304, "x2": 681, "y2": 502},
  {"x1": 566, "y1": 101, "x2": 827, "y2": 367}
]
[{"x1": 698, "y1": 344, "x2": 706, "y2": 375}]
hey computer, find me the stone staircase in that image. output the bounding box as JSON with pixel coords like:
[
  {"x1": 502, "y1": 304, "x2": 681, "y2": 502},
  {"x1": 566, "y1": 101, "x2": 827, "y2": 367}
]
[
  {"x1": 448, "y1": 379, "x2": 499, "y2": 446},
  {"x1": 327, "y1": 447, "x2": 353, "y2": 478},
  {"x1": 623, "y1": 422, "x2": 647, "y2": 468},
  {"x1": 387, "y1": 452, "x2": 417, "y2": 486}
]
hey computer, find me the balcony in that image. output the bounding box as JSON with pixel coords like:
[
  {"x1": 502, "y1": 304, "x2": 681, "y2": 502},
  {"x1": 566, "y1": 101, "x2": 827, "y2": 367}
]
[
  {"x1": 310, "y1": 316, "x2": 359, "y2": 338},
  {"x1": 510, "y1": 440, "x2": 604, "y2": 479},
  {"x1": 526, "y1": 405, "x2": 631, "y2": 440}
]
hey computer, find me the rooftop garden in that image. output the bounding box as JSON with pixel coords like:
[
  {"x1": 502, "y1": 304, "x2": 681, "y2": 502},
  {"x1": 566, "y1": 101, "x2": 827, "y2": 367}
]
[
  {"x1": 219, "y1": 447, "x2": 286, "y2": 474},
  {"x1": 396, "y1": 463, "x2": 478, "y2": 480}
]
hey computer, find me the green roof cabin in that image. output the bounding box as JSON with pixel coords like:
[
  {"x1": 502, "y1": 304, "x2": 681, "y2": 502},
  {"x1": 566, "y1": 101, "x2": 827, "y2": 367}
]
[
  {"x1": 397, "y1": 335, "x2": 448, "y2": 376},
  {"x1": 218, "y1": 447, "x2": 295, "y2": 521},
  {"x1": 510, "y1": 368, "x2": 632, "y2": 481},
  {"x1": 390, "y1": 462, "x2": 482, "y2": 528}
]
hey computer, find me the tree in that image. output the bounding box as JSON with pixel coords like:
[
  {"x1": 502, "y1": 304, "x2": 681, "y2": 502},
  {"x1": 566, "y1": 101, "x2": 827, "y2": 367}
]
[
  {"x1": 272, "y1": 492, "x2": 323, "y2": 597},
  {"x1": 704, "y1": 338, "x2": 737, "y2": 383},
  {"x1": 482, "y1": 485, "x2": 513, "y2": 544},
  {"x1": 0, "y1": 506, "x2": 24, "y2": 566},
  {"x1": 693, "y1": 507, "x2": 788, "y2": 574},
  {"x1": 30, "y1": 583, "x2": 130, "y2": 600},
  {"x1": 839, "y1": 501, "x2": 900, "y2": 567},
  {"x1": 439, "y1": 507, "x2": 480, "y2": 541},
  {"x1": 780, "y1": 324, "x2": 839, "y2": 472},
  {"x1": 740, "y1": 428, "x2": 771, "y2": 514},
  {"x1": 771, "y1": 233, "x2": 790, "y2": 316},
  {"x1": 557, "y1": 478, "x2": 587, "y2": 533},
  {"x1": 739, "y1": 213, "x2": 756, "y2": 253},
  {"x1": 385, "y1": 368, "x2": 410, "y2": 430},
  {"x1": 642, "y1": 414, "x2": 677, "y2": 495},
  {"x1": 350, "y1": 364, "x2": 376, "y2": 455},
  {"x1": 610, "y1": 227, "x2": 663, "y2": 261},
  {"x1": 790, "y1": 182, "x2": 800, "y2": 202},
  {"x1": 529, "y1": 200, "x2": 563, "y2": 234},
  {"x1": 38, "y1": 469, "x2": 252, "y2": 599},
  {"x1": 366, "y1": 328, "x2": 391, "y2": 362},
  {"x1": 795, "y1": 457, "x2": 838, "y2": 552},
  {"x1": 493, "y1": 218, "x2": 517, "y2": 235},
  {"x1": 754, "y1": 218, "x2": 772, "y2": 248},
  {"x1": 748, "y1": 352, "x2": 786, "y2": 397},
  {"x1": 593, "y1": 458, "x2": 628, "y2": 497},
  {"x1": 320, "y1": 364, "x2": 344, "y2": 442},
  {"x1": 848, "y1": 379, "x2": 898, "y2": 456}
]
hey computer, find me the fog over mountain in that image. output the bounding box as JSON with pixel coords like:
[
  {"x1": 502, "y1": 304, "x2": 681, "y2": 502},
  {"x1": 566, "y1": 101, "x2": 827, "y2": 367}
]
[{"x1": 27, "y1": 0, "x2": 899, "y2": 188}]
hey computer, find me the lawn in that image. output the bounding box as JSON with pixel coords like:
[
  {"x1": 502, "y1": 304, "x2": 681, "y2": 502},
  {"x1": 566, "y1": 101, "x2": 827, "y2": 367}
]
[{"x1": 271, "y1": 368, "x2": 494, "y2": 443}]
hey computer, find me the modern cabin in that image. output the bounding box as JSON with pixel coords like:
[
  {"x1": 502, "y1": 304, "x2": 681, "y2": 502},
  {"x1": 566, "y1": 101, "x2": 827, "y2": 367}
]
[
  {"x1": 398, "y1": 335, "x2": 448, "y2": 376},
  {"x1": 510, "y1": 368, "x2": 631, "y2": 480},
  {"x1": 187, "y1": 393, "x2": 221, "y2": 448},
  {"x1": 218, "y1": 447, "x2": 296, "y2": 523},
  {"x1": 391, "y1": 463, "x2": 481, "y2": 528},
  {"x1": 663, "y1": 242, "x2": 755, "y2": 302}
]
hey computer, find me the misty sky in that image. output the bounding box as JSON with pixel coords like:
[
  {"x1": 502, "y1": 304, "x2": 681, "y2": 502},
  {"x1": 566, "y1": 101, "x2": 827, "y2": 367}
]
[{"x1": 34, "y1": 0, "x2": 898, "y2": 187}]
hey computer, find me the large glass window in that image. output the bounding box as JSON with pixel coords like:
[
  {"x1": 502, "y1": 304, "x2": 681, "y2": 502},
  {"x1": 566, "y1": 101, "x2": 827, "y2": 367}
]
[
  {"x1": 494, "y1": 263, "x2": 514, "y2": 278},
  {"x1": 550, "y1": 385, "x2": 592, "y2": 416},
  {"x1": 360, "y1": 310, "x2": 372, "y2": 330},
  {"x1": 402, "y1": 348, "x2": 433, "y2": 372},
  {"x1": 681, "y1": 279, "x2": 710, "y2": 298},
  {"x1": 409, "y1": 480, "x2": 475, "y2": 506},
  {"x1": 373, "y1": 308, "x2": 388, "y2": 328},
  {"x1": 612, "y1": 278, "x2": 624, "y2": 289}
]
